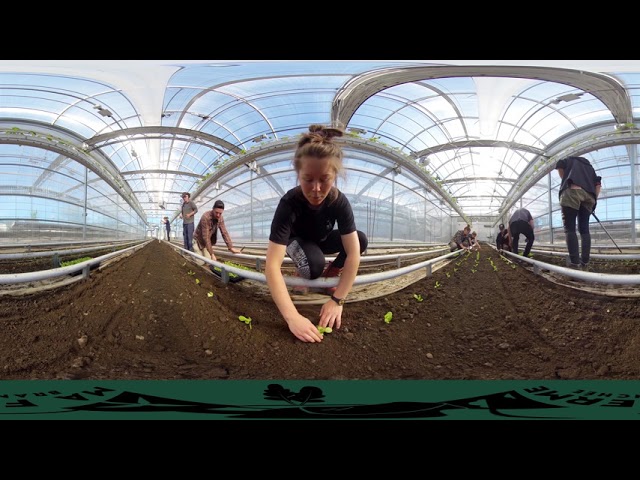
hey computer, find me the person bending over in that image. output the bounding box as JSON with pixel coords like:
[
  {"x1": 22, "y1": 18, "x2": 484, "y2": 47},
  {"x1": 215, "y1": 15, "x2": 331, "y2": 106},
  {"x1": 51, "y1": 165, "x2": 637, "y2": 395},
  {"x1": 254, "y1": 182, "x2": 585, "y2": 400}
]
[
  {"x1": 508, "y1": 208, "x2": 535, "y2": 257},
  {"x1": 449, "y1": 225, "x2": 471, "y2": 252},
  {"x1": 193, "y1": 199, "x2": 241, "y2": 262}
]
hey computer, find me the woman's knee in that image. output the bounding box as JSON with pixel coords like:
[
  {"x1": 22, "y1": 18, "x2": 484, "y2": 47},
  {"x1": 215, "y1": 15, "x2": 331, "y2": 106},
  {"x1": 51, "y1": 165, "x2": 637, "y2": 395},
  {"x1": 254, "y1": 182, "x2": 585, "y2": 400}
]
[{"x1": 357, "y1": 230, "x2": 369, "y2": 253}]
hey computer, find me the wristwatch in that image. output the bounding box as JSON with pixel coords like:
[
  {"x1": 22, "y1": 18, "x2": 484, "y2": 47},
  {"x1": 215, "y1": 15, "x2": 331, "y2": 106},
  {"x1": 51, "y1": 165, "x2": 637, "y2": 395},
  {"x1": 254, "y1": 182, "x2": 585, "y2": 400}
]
[{"x1": 330, "y1": 294, "x2": 346, "y2": 306}]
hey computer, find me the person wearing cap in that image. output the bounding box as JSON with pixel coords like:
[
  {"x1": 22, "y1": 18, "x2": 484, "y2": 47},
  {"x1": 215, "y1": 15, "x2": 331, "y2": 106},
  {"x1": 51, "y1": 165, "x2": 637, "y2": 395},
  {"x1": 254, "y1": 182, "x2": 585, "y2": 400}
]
[
  {"x1": 193, "y1": 200, "x2": 241, "y2": 262},
  {"x1": 179, "y1": 192, "x2": 198, "y2": 251},
  {"x1": 555, "y1": 156, "x2": 602, "y2": 270}
]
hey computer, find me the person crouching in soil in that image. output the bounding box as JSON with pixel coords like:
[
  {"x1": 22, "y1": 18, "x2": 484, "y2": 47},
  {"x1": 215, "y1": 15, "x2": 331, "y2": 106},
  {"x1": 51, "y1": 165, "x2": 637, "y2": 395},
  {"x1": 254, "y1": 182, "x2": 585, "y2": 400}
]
[{"x1": 265, "y1": 124, "x2": 368, "y2": 343}]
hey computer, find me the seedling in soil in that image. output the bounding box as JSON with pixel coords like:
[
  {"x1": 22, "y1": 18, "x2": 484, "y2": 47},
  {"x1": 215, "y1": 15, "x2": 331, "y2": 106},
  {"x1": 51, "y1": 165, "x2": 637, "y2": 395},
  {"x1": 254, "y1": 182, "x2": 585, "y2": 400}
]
[
  {"x1": 318, "y1": 326, "x2": 333, "y2": 334},
  {"x1": 187, "y1": 270, "x2": 195, "y2": 276},
  {"x1": 60, "y1": 256, "x2": 92, "y2": 267},
  {"x1": 195, "y1": 278, "x2": 200, "y2": 285},
  {"x1": 384, "y1": 311, "x2": 393, "y2": 324},
  {"x1": 413, "y1": 293, "x2": 424, "y2": 302},
  {"x1": 239, "y1": 315, "x2": 252, "y2": 329},
  {"x1": 207, "y1": 292, "x2": 214, "y2": 297},
  {"x1": 434, "y1": 281, "x2": 442, "y2": 289},
  {"x1": 445, "y1": 272, "x2": 451, "y2": 278}
]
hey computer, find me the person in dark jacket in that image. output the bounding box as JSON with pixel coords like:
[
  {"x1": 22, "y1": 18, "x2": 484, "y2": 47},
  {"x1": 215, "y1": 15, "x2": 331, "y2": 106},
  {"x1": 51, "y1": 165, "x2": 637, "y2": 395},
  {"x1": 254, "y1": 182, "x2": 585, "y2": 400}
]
[
  {"x1": 555, "y1": 156, "x2": 602, "y2": 269},
  {"x1": 508, "y1": 208, "x2": 535, "y2": 258},
  {"x1": 162, "y1": 216, "x2": 171, "y2": 241},
  {"x1": 495, "y1": 223, "x2": 506, "y2": 250}
]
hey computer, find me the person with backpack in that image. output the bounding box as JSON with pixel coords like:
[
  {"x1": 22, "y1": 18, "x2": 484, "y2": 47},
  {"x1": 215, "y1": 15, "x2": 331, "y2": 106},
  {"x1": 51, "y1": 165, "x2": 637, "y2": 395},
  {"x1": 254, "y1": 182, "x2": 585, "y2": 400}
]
[{"x1": 555, "y1": 156, "x2": 602, "y2": 269}]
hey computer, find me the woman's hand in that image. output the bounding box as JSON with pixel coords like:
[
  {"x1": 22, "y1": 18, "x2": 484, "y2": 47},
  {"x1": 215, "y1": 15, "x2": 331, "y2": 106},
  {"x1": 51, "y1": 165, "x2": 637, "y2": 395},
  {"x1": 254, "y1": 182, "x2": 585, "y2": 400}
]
[
  {"x1": 287, "y1": 314, "x2": 324, "y2": 343},
  {"x1": 319, "y1": 300, "x2": 343, "y2": 330}
]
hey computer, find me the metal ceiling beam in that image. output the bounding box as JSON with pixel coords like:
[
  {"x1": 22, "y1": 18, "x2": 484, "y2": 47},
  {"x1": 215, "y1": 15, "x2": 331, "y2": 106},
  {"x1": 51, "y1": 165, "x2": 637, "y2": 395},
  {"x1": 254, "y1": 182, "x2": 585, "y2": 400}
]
[
  {"x1": 414, "y1": 139, "x2": 544, "y2": 158},
  {"x1": 332, "y1": 65, "x2": 633, "y2": 127},
  {"x1": 121, "y1": 169, "x2": 203, "y2": 178},
  {"x1": 0, "y1": 120, "x2": 147, "y2": 221},
  {"x1": 86, "y1": 126, "x2": 241, "y2": 155}
]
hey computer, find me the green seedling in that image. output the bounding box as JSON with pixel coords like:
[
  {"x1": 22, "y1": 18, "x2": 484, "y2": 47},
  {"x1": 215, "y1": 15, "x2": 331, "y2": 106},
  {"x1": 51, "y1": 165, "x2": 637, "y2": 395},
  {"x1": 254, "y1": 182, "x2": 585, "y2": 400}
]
[
  {"x1": 239, "y1": 315, "x2": 252, "y2": 329},
  {"x1": 195, "y1": 278, "x2": 200, "y2": 284},
  {"x1": 187, "y1": 270, "x2": 195, "y2": 276},
  {"x1": 207, "y1": 291, "x2": 214, "y2": 297},
  {"x1": 445, "y1": 272, "x2": 451, "y2": 278},
  {"x1": 318, "y1": 326, "x2": 333, "y2": 334},
  {"x1": 413, "y1": 293, "x2": 423, "y2": 302},
  {"x1": 60, "y1": 256, "x2": 92, "y2": 267},
  {"x1": 434, "y1": 281, "x2": 442, "y2": 289},
  {"x1": 511, "y1": 264, "x2": 516, "y2": 269},
  {"x1": 471, "y1": 269, "x2": 477, "y2": 273},
  {"x1": 493, "y1": 266, "x2": 498, "y2": 271},
  {"x1": 384, "y1": 311, "x2": 393, "y2": 324}
]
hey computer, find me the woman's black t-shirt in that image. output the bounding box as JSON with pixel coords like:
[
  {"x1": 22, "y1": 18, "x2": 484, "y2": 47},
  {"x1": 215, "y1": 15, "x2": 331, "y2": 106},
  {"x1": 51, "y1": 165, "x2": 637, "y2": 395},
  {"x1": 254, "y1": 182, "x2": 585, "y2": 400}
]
[{"x1": 269, "y1": 186, "x2": 357, "y2": 245}]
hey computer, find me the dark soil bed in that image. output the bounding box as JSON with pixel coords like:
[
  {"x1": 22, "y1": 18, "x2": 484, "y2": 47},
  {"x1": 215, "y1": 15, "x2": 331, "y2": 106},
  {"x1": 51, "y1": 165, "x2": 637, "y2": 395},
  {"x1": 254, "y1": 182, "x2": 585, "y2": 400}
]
[{"x1": 1, "y1": 240, "x2": 639, "y2": 380}]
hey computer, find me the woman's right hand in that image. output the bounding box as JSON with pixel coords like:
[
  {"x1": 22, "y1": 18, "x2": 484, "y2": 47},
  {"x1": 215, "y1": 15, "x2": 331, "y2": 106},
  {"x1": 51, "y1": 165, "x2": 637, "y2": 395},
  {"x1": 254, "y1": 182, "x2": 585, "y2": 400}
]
[{"x1": 287, "y1": 314, "x2": 324, "y2": 343}]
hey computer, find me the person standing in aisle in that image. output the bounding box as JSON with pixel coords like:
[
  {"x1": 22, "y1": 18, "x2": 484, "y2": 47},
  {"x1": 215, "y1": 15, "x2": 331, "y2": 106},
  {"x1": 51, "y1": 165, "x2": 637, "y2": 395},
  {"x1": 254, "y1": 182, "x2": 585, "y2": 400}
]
[
  {"x1": 555, "y1": 156, "x2": 602, "y2": 269},
  {"x1": 508, "y1": 208, "x2": 535, "y2": 258},
  {"x1": 265, "y1": 124, "x2": 368, "y2": 343},
  {"x1": 180, "y1": 192, "x2": 198, "y2": 251},
  {"x1": 162, "y1": 216, "x2": 171, "y2": 241},
  {"x1": 193, "y1": 199, "x2": 242, "y2": 262}
]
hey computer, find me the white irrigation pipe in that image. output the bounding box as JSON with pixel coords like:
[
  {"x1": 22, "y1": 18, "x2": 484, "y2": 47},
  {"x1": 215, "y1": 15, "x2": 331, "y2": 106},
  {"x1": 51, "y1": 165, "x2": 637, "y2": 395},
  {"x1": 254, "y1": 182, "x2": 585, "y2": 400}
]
[
  {"x1": 198, "y1": 242, "x2": 449, "y2": 268},
  {"x1": 529, "y1": 248, "x2": 640, "y2": 261},
  {"x1": 0, "y1": 240, "x2": 152, "y2": 285},
  {"x1": 172, "y1": 242, "x2": 462, "y2": 287},
  {"x1": 501, "y1": 249, "x2": 640, "y2": 285},
  {"x1": 0, "y1": 241, "x2": 143, "y2": 260},
  {"x1": 0, "y1": 239, "x2": 143, "y2": 252}
]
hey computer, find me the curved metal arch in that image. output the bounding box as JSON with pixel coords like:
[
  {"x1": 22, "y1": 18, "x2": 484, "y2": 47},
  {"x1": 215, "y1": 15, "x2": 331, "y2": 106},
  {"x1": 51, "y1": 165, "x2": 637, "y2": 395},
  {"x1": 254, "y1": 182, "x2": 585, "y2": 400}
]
[
  {"x1": 331, "y1": 65, "x2": 633, "y2": 128},
  {"x1": 193, "y1": 136, "x2": 471, "y2": 224},
  {"x1": 0, "y1": 120, "x2": 146, "y2": 220},
  {"x1": 415, "y1": 139, "x2": 545, "y2": 158},
  {"x1": 85, "y1": 126, "x2": 241, "y2": 155}
]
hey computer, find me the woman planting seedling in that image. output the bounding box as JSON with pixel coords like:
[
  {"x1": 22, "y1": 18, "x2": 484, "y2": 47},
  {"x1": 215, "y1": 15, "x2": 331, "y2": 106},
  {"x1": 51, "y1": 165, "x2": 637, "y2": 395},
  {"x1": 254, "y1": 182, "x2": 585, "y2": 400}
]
[{"x1": 264, "y1": 124, "x2": 368, "y2": 343}]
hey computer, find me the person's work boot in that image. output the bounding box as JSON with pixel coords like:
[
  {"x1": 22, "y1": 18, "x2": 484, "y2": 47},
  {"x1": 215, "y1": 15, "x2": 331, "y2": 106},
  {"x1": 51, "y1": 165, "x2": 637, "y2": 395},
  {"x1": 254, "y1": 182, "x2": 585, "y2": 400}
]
[
  {"x1": 567, "y1": 262, "x2": 581, "y2": 270},
  {"x1": 322, "y1": 261, "x2": 343, "y2": 295},
  {"x1": 580, "y1": 262, "x2": 593, "y2": 272}
]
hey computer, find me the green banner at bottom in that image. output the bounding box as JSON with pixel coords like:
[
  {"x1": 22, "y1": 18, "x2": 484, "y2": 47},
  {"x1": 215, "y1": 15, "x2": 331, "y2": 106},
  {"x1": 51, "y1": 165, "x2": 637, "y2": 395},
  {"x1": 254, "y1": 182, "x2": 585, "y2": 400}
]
[{"x1": 1, "y1": 380, "x2": 639, "y2": 420}]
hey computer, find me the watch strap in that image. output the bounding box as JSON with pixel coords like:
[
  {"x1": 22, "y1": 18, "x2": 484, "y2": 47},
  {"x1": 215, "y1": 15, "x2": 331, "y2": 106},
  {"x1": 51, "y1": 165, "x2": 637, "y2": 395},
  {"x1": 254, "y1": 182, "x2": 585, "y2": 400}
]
[{"x1": 330, "y1": 294, "x2": 345, "y2": 306}]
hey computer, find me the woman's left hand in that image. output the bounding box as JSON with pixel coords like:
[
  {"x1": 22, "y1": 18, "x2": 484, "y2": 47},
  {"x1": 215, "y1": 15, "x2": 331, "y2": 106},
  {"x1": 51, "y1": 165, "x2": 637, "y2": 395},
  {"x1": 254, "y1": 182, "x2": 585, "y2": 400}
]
[{"x1": 319, "y1": 300, "x2": 343, "y2": 330}]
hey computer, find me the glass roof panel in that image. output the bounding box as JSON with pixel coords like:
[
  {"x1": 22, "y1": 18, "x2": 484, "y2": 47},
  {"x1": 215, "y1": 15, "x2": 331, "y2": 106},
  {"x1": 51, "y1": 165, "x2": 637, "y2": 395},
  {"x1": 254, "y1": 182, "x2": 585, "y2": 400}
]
[{"x1": 1, "y1": 61, "x2": 638, "y2": 227}]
